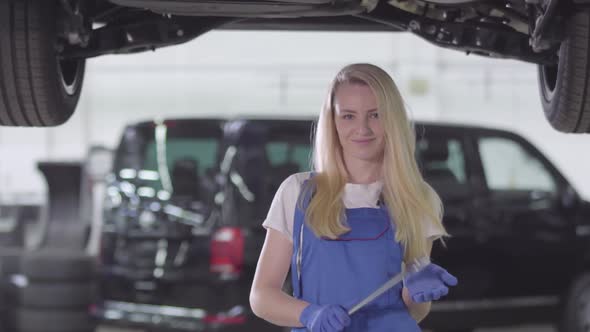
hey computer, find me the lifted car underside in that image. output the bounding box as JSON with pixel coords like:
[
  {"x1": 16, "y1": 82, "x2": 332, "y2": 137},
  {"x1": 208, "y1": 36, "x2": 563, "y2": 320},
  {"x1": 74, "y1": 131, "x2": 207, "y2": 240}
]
[
  {"x1": 65, "y1": 0, "x2": 559, "y2": 65},
  {"x1": 1, "y1": 0, "x2": 589, "y2": 132}
]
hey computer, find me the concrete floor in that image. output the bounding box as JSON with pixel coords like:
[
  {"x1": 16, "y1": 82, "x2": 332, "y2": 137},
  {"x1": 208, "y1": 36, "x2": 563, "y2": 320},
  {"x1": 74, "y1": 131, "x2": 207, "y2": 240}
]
[{"x1": 98, "y1": 324, "x2": 557, "y2": 332}]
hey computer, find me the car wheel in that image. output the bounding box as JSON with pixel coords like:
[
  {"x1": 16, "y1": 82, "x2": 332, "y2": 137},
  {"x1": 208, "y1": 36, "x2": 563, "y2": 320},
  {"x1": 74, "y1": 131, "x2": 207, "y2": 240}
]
[
  {"x1": 242, "y1": 314, "x2": 291, "y2": 332},
  {"x1": 538, "y1": 10, "x2": 590, "y2": 133},
  {"x1": 21, "y1": 250, "x2": 95, "y2": 282},
  {"x1": 0, "y1": 0, "x2": 85, "y2": 127},
  {"x1": 560, "y1": 272, "x2": 590, "y2": 332},
  {"x1": 12, "y1": 281, "x2": 96, "y2": 309},
  {"x1": 10, "y1": 308, "x2": 95, "y2": 332},
  {"x1": 0, "y1": 247, "x2": 22, "y2": 277}
]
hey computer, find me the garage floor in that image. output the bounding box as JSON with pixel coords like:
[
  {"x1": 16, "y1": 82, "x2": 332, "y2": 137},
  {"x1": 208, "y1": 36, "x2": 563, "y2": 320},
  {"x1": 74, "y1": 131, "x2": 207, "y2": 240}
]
[{"x1": 97, "y1": 324, "x2": 557, "y2": 332}]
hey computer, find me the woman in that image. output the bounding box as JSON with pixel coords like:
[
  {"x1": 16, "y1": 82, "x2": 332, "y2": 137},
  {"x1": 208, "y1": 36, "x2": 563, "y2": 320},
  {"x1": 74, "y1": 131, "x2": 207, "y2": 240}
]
[{"x1": 249, "y1": 63, "x2": 458, "y2": 331}]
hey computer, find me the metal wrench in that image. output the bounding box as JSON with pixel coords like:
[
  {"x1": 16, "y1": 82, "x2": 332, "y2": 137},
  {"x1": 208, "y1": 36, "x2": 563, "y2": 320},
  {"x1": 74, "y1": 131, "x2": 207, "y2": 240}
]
[{"x1": 347, "y1": 257, "x2": 430, "y2": 315}]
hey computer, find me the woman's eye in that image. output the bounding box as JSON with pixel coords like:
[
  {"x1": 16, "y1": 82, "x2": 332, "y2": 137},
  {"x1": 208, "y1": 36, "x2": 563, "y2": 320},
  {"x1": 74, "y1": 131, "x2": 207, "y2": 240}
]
[
  {"x1": 343, "y1": 114, "x2": 354, "y2": 120},
  {"x1": 370, "y1": 112, "x2": 379, "y2": 119}
]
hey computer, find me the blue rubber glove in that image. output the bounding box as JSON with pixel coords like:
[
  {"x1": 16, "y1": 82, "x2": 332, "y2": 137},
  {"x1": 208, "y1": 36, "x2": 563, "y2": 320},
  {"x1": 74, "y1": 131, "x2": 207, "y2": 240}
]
[
  {"x1": 299, "y1": 303, "x2": 351, "y2": 332},
  {"x1": 404, "y1": 263, "x2": 458, "y2": 303}
]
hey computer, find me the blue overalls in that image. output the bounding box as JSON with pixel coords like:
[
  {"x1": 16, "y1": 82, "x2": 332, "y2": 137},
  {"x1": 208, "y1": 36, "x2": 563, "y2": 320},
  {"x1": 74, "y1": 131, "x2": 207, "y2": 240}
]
[{"x1": 290, "y1": 177, "x2": 421, "y2": 332}]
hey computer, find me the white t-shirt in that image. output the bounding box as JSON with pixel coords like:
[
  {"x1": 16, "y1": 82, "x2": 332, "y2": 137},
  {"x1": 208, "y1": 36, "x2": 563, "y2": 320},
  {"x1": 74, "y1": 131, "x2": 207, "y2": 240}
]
[{"x1": 262, "y1": 171, "x2": 445, "y2": 242}]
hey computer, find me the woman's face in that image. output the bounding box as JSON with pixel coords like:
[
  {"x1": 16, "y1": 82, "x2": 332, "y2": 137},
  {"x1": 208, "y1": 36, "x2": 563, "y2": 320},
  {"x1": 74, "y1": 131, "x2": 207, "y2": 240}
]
[{"x1": 333, "y1": 82, "x2": 385, "y2": 163}]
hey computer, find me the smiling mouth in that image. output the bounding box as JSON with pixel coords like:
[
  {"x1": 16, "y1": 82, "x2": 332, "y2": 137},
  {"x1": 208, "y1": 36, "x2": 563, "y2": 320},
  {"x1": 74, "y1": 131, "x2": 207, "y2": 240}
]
[{"x1": 352, "y1": 138, "x2": 375, "y2": 143}]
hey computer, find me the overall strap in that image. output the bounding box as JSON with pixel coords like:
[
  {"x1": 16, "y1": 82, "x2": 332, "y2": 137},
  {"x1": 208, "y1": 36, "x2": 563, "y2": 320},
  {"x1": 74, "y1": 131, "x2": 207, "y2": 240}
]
[{"x1": 293, "y1": 172, "x2": 315, "y2": 299}]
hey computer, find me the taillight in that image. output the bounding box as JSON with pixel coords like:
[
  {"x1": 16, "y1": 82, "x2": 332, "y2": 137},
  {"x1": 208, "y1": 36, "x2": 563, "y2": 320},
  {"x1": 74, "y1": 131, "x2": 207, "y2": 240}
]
[
  {"x1": 203, "y1": 314, "x2": 246, "y2": 325},
  {"x1": 210, "y1": 227, "x2": 244, "y2": 278}
]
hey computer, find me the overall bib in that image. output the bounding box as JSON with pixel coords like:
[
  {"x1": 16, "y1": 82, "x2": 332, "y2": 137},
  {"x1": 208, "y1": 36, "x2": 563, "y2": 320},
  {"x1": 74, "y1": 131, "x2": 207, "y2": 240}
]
[{"x1": 290, "y1": 177, "x2": 421, "y2": 332}]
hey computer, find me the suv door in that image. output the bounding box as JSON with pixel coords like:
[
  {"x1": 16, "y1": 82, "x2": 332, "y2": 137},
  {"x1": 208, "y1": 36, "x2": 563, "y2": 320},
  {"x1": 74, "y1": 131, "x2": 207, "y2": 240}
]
[
  {"x1": 415, "y1": 126, "x2": 488, "y2": 302},
  {"x1": 470, "y1": 131, "x2": 577, "y2": 309}
]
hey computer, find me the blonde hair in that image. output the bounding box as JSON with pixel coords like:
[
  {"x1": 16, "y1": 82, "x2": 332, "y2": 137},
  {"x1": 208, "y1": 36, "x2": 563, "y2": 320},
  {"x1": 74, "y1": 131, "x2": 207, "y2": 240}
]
[{"x1": 301, "y1": 63, "x2": 448, "y2": 262}]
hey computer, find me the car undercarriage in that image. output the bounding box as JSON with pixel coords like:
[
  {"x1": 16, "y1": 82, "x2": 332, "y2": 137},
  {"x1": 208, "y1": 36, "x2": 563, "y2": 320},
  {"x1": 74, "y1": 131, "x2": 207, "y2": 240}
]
[{"x1": 1, "y1": 0, "x2": 589, "y2": 133}]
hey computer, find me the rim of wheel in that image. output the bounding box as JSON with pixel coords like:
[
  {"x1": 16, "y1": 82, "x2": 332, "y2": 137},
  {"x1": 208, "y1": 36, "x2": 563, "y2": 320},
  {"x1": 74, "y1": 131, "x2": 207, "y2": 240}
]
[
  {"x1": 541, "y1": 64, "x2": 558, "y2": 102},
  {"x1": 57, "y1": 0, "x2": 84, "y2": 96},
  {"x1": 57, "y1": 59, "x2": 82, "y2": 96}
]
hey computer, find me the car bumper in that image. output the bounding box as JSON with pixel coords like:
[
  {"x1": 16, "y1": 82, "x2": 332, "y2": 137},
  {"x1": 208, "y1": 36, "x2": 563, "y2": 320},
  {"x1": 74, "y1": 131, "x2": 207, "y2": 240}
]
[{"x1": 93, "y1": 300, "x2": 248, "y2": 331}]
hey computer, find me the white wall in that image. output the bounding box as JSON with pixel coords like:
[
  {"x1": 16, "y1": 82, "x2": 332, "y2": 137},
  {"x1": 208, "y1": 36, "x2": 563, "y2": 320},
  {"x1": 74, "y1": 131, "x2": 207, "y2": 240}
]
[{"x1": 1, "y1": 30, "x2": 589, "y2": 203}]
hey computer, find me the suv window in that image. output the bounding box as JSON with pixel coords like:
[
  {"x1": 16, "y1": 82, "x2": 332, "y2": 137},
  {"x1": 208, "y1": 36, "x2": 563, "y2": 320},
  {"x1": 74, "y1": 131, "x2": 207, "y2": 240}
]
[
  {"x1": 112, "y1": 120, "x2": 224, "y2": 201},
  {"x1": 477, "y1": 136, "x2": 557, "y2": 193},
  {"x1": 143, "y1": 138, "x2": 219, "y2": 192},
  {"x1": 266, "y1": 142, "x2": 311, "y2": 171},
  {"x1": 417, "y1": 134, "x2": 469, "y2": 199},
  {"x1": 228, "y1": 121, "x2": 313, "y2": 227}
]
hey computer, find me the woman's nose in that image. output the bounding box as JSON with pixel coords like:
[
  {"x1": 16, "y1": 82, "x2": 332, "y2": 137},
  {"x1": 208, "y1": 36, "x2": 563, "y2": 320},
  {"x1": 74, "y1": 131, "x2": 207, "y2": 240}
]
[{"x1": 356, "y1": 118, "x2": 372, "y2": 135}]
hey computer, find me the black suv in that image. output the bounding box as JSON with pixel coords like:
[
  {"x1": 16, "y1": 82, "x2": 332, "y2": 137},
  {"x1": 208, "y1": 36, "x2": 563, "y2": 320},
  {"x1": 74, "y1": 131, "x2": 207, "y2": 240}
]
[
  {"x1": 2, "y1": 0, "x2": 590, "y2": 133},
  {"x1": 95, "y1": 117, "x2": 590, "y2": 332},
  {"x1": 415, "y1": 124, "x2": 590, "y2": 332},
  {"x1": 96, "y1": 117, "x2": 314, "y2": 331}
]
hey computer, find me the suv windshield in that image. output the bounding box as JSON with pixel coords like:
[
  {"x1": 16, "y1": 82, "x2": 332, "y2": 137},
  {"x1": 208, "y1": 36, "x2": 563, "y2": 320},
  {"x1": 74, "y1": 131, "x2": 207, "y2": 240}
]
[
  {"x1": 112, "y1": 119, "x2": 224, "y2": 202},
  {"x1": 223, "y1": 119, "x2": 314, "y2": 226}
]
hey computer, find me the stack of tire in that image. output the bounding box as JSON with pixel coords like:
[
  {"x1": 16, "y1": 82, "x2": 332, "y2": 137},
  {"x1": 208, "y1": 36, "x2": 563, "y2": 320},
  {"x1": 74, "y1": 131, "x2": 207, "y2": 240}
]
[
  {"x1": 3, "y1": 250, "x2": 97, "y2": 332},
  {"x1": 0, "y1": 248, "x2": 21, "y2": 330}
]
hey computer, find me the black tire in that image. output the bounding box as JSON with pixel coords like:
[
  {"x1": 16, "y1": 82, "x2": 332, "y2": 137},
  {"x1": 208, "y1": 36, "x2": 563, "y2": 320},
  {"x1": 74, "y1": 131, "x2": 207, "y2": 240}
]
[
  {"x1": 241, "y1": 314, "x2": 291, "y2": 332},
  {"x1": 0, "y1": 247, "x2": 21, "y2": 276},
  {"x1": 0, "y1": 248, "x2": 21, "y2": 313},
  {"x1": 560, "y1": 272, "x2": 590, "y2": 332},
  {"x1": 11, "y1": 281, "x2": 95, "y2": 309},
  {"x1": 21, "y1": 251, "x2": 95, "y2": 282},
  {"x1": 0, "y1": 310, "x2": 12, "y2": 332},
  {"x1": 10, "y1": 308, "x2": 95, "y2": 332},
  {"x1": 0, "y1": 0, "x2": 85, "y2": 127},
  {"x1": 538, "y1": 10, "x2": 590, "y2": 133}
]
